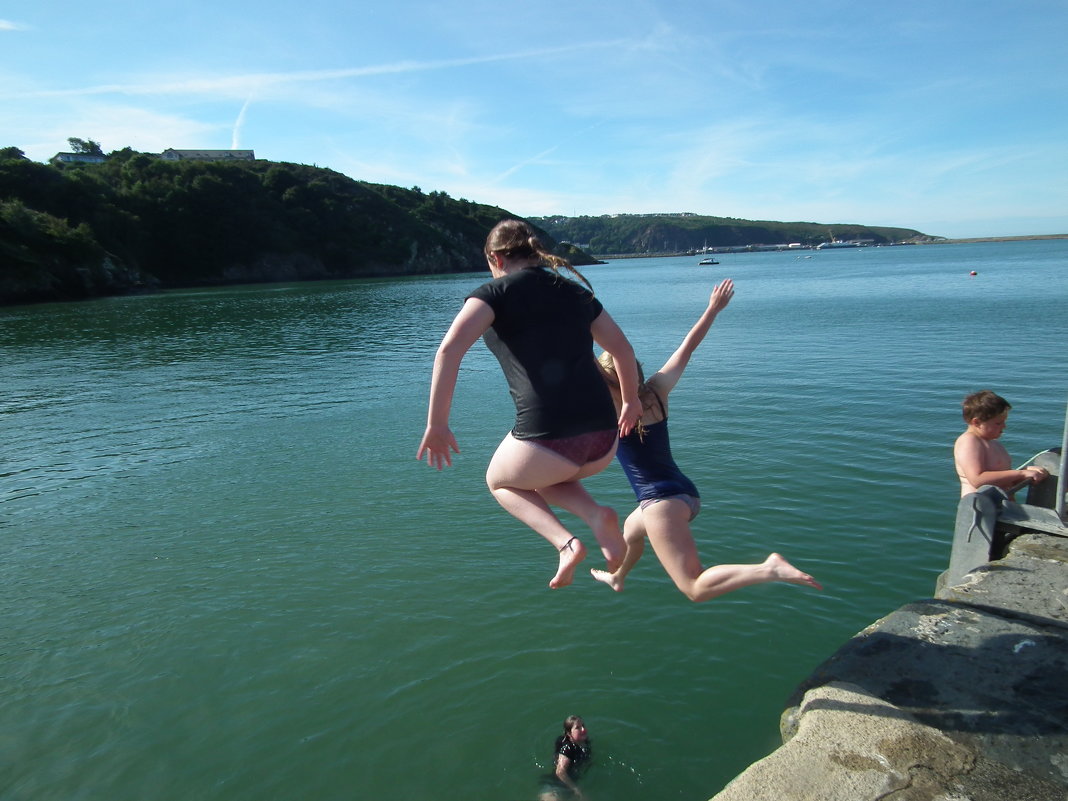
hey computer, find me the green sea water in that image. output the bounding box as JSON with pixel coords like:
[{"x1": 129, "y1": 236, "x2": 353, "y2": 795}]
[{"x1": 2, "y1": 240, "x2": 1066, "y2": 800}]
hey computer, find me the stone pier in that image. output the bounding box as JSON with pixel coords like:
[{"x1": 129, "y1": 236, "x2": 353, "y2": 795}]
[{"x1": 710, "y1": 454, "x2": 1067, "y2": 801}]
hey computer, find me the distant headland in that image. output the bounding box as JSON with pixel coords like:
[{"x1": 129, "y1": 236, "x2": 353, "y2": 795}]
[{"x1": 935, "y1": 233, "x2": 1068, "y2": 244}]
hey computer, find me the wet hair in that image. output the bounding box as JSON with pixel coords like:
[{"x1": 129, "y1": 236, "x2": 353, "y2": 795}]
[
  {"x1": 484, "y1": 219, "x2": 593, "y2": 292},
  {"x1": 962, "y1": 389, "x2": 1011, "y2": 423},
  {"x1": 562, "y1": 715, "x2": 584, "y2": 735}
]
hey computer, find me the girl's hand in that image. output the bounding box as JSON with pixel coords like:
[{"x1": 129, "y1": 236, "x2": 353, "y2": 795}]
[
  {"x1": 618, "y1": 399, "x2": 641, "y2": 437},
  {"x1": 417, "y1": 425, "x2": 460, "y2": 469},
  {"x1": 709, "y1": 278, "x2": 734, "y2": 313}
]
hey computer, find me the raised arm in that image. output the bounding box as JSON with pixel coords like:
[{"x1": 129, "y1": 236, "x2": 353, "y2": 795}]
[
  {"x1": 651, "y1": 278, "x2": 734, "y2": 395},
  {"x1": 416, "y1": 298, "x2": 494, "y2": 469},
  {"x1": 591, "y1": 309, "x2": 641, "y2": 437}
]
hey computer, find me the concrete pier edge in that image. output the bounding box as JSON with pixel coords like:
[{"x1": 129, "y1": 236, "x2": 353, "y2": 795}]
[{"x1": 708, "y1": 527, "x2": 1068, "y2": 801}]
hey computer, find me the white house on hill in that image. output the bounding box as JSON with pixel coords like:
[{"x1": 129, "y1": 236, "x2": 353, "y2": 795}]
[
  {"x1": 50, "y1": 152, "x2": 107, "y2": 164},
  {"x1": 160, "y1": 149, "x2": 255, "y2": 162}
]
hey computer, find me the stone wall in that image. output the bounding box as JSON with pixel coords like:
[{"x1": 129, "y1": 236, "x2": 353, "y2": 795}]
[{"x1": 710, "y1": 497, "x2": 1068, "y2": 800}]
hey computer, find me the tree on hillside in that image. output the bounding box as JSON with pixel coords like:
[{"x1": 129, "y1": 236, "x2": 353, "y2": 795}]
[
  {"x1": 0, "y1": 146, "x2": 27, "y2": 161},
  {"x1": 68, "y1": 137, "x2": 104, "y2": 156}
]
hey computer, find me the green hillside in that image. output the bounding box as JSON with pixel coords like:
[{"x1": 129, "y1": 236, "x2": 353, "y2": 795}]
[
  {"x1": 1, "y1": 145, "x2": 939, "y2": 306},
  {"x1": 530, "y1": 213, "x2": 936, "y2": 255},
  {"x1": 0, "y1": 147, "x2": 589, "y2": 305}
]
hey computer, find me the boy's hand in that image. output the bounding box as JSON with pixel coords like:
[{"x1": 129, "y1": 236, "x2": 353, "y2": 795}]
[{"x1": 1024, "y1": 466, "x2": 1049, "y2": 483}]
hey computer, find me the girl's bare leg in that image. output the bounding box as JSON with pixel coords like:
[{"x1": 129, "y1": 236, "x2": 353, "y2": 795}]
[
  {"x1": 642, "y1": 500, "x2": 823, "y2": 602},
  {"x1": 591, "y1": 506, "x2": 647, "y2": 592},
  {"x1": 536, "y1": 481, "x2": 625, "y2": 570},
  {"x1": 485, "y1": 434, "x2": 615, "y2": 588}
]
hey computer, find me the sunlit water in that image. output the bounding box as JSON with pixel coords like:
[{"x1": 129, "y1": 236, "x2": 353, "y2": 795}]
[{"x1": 2, "y1": 240, "x2": 1066, "y2": 800}]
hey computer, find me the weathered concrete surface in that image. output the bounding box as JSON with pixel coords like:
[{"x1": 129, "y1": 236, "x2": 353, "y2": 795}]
[{"x1": 709, "y1": 531, "x2": 1068, "y2": 801}]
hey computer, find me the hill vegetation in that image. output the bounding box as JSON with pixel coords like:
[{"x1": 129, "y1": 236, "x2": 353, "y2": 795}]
[
  {"x1": 1, "y1": 144, "x2": 935, "y2": 305},
  {"x1": 0, "y1": 145, "x2": 595, "y2": 305},
  {"x1": 530, "y1": 213, "x2": 935, "y2": 255}
]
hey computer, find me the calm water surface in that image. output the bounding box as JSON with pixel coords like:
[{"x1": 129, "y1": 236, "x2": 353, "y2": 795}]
[{"x1": 2, "y1": 240, "x2": 1066, "y2": 800}]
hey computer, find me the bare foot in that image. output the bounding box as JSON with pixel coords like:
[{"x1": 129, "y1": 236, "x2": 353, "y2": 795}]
[
  {"x1": 590, "y1": 505, "x2": 625, "y2": 571},
  {"x1": 590, "y1": 568, "x2": 625, "y2": 592},
  {"x1": 550, "y1": 537, "x2": 587, "y2": 589},
  {"x1": 765, "y1": 553, "x2": 823, "y2": 590}
]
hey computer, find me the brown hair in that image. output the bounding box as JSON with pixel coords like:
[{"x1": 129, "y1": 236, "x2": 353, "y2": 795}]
[
  {"x1": 962, "y1": 389, "x2": 1011, "y2": 423},
  {"x1": 484, "y1": 219, "x2": 593, "y2": 291},
  {"x1": 562, "y1": 715, "x2": 584, "y2": 736}
]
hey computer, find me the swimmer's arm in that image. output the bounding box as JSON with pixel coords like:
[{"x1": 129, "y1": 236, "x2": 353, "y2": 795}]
[
  {"x1": 417, "y1": 298, "x2": 494, "y2": 469},
  {"x1": 592, "y1": 310, "x2": 640, "y2": 437},
  {"x1": 954, "y1": 433, "x2": 1045, "y2": 490},
  {"x1": 653, "y1": 278, "x2": 734, "y2": 395},
  {"x1": 554, "y1": 754, "x2": 582, "y2": 796}
]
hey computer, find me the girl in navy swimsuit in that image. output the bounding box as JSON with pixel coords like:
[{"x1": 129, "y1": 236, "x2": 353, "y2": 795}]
[
  {"x1": 417, "y1": 220, "x2": 641, "y2": 589},
  {"x1": 591, "y1": 279, "x2": 823, "y2": 602}
]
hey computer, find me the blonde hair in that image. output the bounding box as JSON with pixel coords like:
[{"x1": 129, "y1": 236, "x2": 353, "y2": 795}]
[{"x1": 484, "y1": 219, "x2": 593, "y2": 291}]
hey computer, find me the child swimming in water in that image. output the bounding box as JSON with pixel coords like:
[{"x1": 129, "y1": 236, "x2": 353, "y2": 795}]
[{"x1": 539, "y1": 715, "x2": 591, "y2": 801}]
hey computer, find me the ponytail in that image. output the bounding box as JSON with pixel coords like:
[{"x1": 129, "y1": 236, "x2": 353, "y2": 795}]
[{"x1": 485, "y1": 219, "x2": 593, "y2": 292}]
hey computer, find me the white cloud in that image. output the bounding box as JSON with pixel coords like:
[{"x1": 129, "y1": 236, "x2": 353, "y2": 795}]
[{"x1": 0, "y1": 19, "x2": 29, "y2": 31}]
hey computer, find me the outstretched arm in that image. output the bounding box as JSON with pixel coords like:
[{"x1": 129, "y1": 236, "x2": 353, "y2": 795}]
[
  {"x1": 591, "y1": 310, "x2": 641, "y2": 437},
  {"x1": 651, "y1": 278, "x2": 734, "y2": 395},
  {"x1": 416, "y1": 298, "x2": 494, "y2": 469}
]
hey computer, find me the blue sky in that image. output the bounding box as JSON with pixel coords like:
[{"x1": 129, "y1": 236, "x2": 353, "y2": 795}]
[{"x1": 2, "y1": 1, "x2": 1066, "y2": 238}]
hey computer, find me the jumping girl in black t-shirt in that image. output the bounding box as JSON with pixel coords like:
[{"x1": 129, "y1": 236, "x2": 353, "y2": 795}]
[{"x1": 417, "y1": 219, "x2": 641, "y2": 588}]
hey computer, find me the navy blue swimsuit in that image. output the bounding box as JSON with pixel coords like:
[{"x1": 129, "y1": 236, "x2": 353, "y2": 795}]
[{"x1": 615, "y1": 390, "x2": 699, "y2": 502}]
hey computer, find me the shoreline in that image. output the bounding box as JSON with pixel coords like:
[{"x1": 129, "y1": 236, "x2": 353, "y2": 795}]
[
  {"x1": 935, "y1": 233, "x2": 1068, "y2": 244},
  {"x1": 592, "y1": 233, "x2": 1068, "y2": 261}
]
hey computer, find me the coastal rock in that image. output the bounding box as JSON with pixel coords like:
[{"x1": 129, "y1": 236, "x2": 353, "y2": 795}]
[
  {"x1": 222, "y1": 252, "x2": 330, "y2": 283},
  {"x1": 713, "y1": 682, "x2": 979, "y2": 800},
  {"x1": 709, "y1": 531, "x2": 1068, "y2": 801}
]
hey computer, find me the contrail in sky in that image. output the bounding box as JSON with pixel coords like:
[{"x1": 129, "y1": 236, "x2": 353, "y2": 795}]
[
  {"x1": 232, "y1": 96, "x2": 253, "y2": 149},
  {"x1": 494, "y1": 120, "x2": 607, "y2": 183},
  {"x1": 8, "y1": 40, "x2": 632, "y2": 100}
]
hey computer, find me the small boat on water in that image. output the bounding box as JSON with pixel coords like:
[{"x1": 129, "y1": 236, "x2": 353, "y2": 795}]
[{"x1": 698, "y1": 257, "x2": 719, "y2": 265}]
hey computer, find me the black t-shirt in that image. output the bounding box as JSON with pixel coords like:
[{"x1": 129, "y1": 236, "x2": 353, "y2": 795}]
[
  {"x1": 467, "y1": 267, "x2": 616, "y2": 440},
  {"x1": 554, "y1": 735, "x2": 592, "y2": 780}
]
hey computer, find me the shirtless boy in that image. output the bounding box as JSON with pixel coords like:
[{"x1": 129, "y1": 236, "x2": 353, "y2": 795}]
[{"x1": 953, "y1": 389, "x2": 1048, "y2": 497}]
